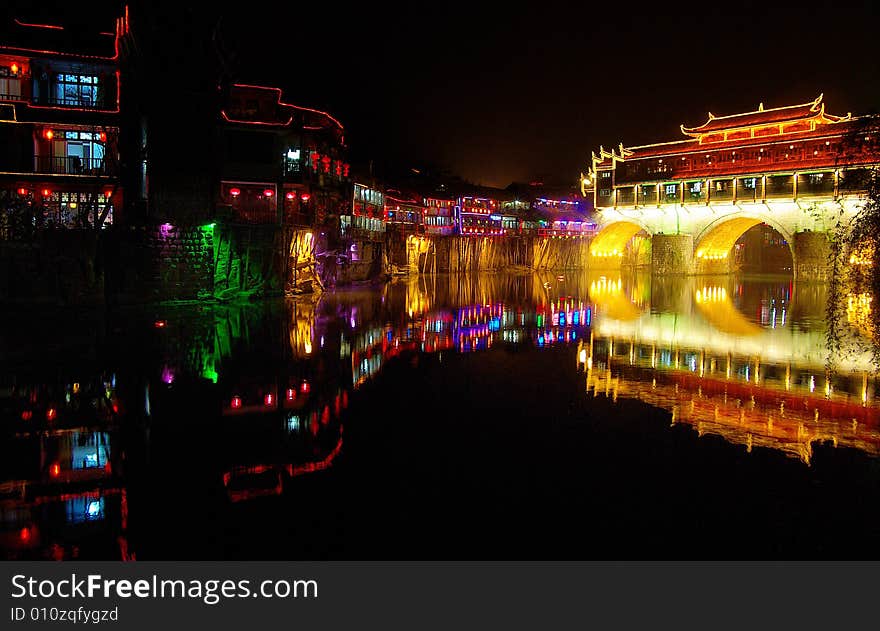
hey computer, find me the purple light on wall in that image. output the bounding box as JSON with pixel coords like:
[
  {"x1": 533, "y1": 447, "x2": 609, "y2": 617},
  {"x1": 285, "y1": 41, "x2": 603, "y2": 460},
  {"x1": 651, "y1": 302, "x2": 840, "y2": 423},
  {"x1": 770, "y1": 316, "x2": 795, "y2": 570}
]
[
  {"x1": 160, "y1": 223, "x2": 173, "y2": 237},
  {"x1": 161, "y1": 366, "x2": 175, "y2": 385}
]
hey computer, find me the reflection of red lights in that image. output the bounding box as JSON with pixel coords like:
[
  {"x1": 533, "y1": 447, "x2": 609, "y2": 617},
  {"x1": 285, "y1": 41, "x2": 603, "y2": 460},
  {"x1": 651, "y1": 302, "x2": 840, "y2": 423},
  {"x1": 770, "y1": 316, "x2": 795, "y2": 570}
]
[
  {"x1": 50, "y1": 463, "x2": 61, "y2": 478},
  {"x1": 321, "y1": 406, "x2": 330, "y2": 424},
  {"x1": 105, "y1": 461, "x2": 112, "y2": 474},
  {"x1": 21, "y1": 410, "x2": 32, "y2": 421},
  {"x1": 231, "y1": 396, "x2": 242, "y2": 409},
  {"x1": 300, "y1": 381, "x2": 310, "y2": 393},
  {"x1": 264, "y1": 393, "x2": 274, "y2": 407},
  {"x1": 46, "y1": 408, "x2": 57, "y2": 421},
  {"x1": 19, "y1": 527, "x2": 31, "y2": 543},
  {"x1": 286, "y1": 388, "x2": 296, "y2": 401},
  {"x1": 154, "y1": 320, "x2": 166, "y2": 328}
]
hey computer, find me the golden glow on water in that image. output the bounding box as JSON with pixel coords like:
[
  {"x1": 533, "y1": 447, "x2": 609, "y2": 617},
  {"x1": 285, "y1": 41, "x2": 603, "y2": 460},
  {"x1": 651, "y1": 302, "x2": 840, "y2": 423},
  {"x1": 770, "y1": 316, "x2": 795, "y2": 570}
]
[
  {"x1": 695, "y1": 286, "x2": 727, "y2": 303},
  {"x1": 569, "y1": 270, "x2": 880, "y2": 463}
]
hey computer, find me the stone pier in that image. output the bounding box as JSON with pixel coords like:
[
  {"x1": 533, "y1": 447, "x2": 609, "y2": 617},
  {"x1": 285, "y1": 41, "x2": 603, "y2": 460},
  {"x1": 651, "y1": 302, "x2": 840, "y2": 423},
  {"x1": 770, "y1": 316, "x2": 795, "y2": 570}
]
[
  {"x1": 651, "y1": 234, "x2": 694, "y2": 275},
  {"x1": 793, "y1": 230, "x2": 831, "y2": 280}
]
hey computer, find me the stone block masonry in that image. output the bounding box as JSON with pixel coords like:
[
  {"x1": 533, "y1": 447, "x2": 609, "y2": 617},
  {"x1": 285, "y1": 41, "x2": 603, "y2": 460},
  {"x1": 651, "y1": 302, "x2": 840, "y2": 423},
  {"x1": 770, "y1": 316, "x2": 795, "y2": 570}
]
[
  {"x1": 651, "y1": 234, "x2": 694, "y2": 275},
  {"x1": 106, "y1": 224, "x2": 215, "y2": 304},
  {"x1": 793, "y1": 230, "x2": 831, "y2": 281}
]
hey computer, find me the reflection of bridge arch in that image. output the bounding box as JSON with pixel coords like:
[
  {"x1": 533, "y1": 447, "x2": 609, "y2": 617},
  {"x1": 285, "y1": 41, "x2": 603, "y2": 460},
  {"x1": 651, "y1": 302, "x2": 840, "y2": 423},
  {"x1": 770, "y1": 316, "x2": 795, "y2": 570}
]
[
  {"x1": 693, "y1": 213, "x2": 795, "y2": 264},
  {"x1": 693, "y1": 286, "x2": 764, "y2": 337},
  {"x1": 589, "y1": 276, "x2": 643, "y2": 321},
  {"x1": 589, "y1": 220, "x2": 650, "y2": 259}
]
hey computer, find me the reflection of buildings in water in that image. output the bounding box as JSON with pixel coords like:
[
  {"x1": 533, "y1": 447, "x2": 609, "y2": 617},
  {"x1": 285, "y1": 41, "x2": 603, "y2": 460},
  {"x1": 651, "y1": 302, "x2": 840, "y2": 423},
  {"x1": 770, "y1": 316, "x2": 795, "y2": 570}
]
[
  {"x1": 219, "y1": 390, "x2": 347, "y2": 503},
  {"x1": 0, "y1": 372, "x2": 129, "y2": 559},
  {"x1": 288, "y1": 297, "x2": 318, "y2": 357},
  {"x1": 846, "y1": 292, "x2": 874, "y2": 337},
  {"x1": 0, "y1": 428, "x2": 127, "y2": 560},
  {"x1": 578, "y1": 338, "x2": 880, "y2": 463}
]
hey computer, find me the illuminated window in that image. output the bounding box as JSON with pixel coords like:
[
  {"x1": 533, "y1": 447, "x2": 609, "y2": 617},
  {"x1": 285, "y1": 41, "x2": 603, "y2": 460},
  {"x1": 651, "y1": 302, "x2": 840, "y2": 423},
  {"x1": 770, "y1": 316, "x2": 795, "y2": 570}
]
[
  {"x1": 53, "y1": 74, "x2": 99, "y2": 107},
  {"x1": 0, "y1": 64, "x2": 23, "y2": 99},
  {"x1": 52, "y1": 131, "x2": 106, "y2": 174},
  {"x1": 665, "y1": 184, "x2": 676, "y2": 196},
  {"x1": 283, "y1": 147, "x2": 301, "y2": 175},
  {"x1": 742, "y1": 177, "x2": 757, "y2": 190}
]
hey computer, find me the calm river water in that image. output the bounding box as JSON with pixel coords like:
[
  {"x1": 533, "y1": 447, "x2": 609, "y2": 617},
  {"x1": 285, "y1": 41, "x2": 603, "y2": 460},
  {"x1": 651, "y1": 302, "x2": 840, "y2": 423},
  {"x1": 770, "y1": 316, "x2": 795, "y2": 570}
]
[{"x1": 3, "y1": 271, "x2": 880, "y2": 559}]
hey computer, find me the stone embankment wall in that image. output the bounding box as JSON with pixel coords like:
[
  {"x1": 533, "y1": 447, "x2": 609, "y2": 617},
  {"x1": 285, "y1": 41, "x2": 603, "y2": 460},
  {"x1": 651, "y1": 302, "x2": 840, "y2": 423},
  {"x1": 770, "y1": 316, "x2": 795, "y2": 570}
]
[
  {"x1": 107, "y1": 224, "x2": 215, "y2": 304},
  {"x1": 2, "y1": 224, "x2": 216, "y2": 306},
  {"x1": 0, "y1": 230, "x2": 104, "y2": 305},
  {"x1": 793, "y1": 231, "x2": 831, "y2": 281},
  {"x1": 388, "y1": 235, "x2": 594, "y2": 274}
]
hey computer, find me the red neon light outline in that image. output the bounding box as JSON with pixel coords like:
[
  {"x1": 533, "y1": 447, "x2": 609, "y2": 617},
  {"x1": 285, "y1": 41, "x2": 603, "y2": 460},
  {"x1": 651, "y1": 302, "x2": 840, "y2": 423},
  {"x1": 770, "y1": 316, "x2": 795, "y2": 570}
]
[
  {"x1": 0, "y1": 44, "x2": 117, "y2": 61},
  {"x1": 220, "y1": 111, "x2": 293, "y2": 127},
  {"x1": 13, "y1": 18, "x2": 64, "y2": 30},
  {"x1": 227, "y1": 83, "x2": 344, "y2": 130}
]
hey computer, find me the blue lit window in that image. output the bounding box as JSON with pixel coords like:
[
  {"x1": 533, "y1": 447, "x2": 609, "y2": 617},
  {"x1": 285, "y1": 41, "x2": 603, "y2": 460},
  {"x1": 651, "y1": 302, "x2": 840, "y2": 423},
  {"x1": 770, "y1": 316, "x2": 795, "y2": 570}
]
[{"x1": 54, "y1": 74, "x2": 99, "y2": 107}]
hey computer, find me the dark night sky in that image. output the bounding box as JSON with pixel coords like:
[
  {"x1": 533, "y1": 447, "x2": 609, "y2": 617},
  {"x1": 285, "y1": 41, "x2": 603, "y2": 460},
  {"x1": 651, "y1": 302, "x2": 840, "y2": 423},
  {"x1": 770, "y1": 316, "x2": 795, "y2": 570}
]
[{"x1": 8, "y1": 1, "x2": 880, "y2": 187}]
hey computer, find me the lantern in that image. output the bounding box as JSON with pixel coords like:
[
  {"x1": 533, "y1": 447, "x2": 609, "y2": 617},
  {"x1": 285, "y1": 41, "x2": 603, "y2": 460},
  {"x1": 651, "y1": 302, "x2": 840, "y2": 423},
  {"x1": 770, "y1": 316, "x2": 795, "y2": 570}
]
[
  {"x1": 263, "y1": 188, "x2": 274, "y2": 198},
  {"x1": 229, "y1": 187, "x2": 241, "y2": 198},
  {"x1": 44, "y1": 129, "x2": 54, "y2": 140}
]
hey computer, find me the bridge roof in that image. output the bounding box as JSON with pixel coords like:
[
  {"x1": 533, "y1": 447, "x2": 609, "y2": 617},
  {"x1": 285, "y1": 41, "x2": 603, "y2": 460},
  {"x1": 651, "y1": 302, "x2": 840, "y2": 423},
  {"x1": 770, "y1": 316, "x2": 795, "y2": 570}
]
[
  {"x1": 680, "y1": 95, "x2": 840, "y2": 135},
  {"x1": 622, "y1": 116, "x2": 868, "y2": 160}
]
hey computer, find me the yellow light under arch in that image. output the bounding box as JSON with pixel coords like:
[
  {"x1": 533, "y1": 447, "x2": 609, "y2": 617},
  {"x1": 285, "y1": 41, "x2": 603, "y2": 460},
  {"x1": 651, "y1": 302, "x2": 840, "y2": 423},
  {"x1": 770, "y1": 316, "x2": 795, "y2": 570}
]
[
  {"x1": 694, "y1": 217, "x2": 765, "y2": 260},
  {"x1": 590, "y1": 221, "x2": 645, "y2": 258}
]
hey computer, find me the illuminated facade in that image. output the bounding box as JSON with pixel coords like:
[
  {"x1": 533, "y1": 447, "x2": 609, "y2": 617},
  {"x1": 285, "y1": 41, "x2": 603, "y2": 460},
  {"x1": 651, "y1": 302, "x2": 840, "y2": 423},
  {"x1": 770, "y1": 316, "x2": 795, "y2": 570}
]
[
  {"x1": 0, "y1": 16, "x2": 124, "y2": 235},
  {"x1": 423, "y1": 196, "x2": 454, "y2": 235},
  {"x1": 344, "y1": 182, "x2": 386, "y2": 238},
  {"x1": 385, "y1": 191, "x2": 425, "y2": 235},
  {"x1": 584, "y1": 95, "x2": 880, "y2": 275},
  {"x1": 217, "y1": 83, "x2": 350, "y2": 227},
  {"x1": 458, "y1": 195, "x2": 504, "y2": 236}
]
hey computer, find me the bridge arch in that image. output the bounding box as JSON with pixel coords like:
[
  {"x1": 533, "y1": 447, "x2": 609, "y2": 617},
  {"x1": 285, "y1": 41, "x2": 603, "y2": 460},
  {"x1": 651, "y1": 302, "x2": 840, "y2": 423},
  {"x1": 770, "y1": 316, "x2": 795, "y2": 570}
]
[
  {"x1": 693, "y1": 213, "x2": 795, "y2": 272},
  {"x1": 589, "y1": 220, "x2": 651, "y2": 260}
]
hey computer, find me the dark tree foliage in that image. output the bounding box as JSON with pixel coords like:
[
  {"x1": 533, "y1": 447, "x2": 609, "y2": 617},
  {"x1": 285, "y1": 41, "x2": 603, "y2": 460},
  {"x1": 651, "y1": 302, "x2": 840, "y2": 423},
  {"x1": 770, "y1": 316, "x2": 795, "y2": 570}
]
[{"x1": 824, "y1": 113, "x2": 880, "y2": 373}]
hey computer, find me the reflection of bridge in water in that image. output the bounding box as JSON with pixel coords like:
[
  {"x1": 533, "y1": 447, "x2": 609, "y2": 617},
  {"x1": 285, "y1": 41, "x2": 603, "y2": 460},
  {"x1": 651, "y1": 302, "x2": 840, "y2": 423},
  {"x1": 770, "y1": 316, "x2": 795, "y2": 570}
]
[
  {"x1": 3, "y1": 271, "x2": 878, "y2": 559},
  {"x1": 383, "y1": 271, "x2": 880, "y2": 463},
  {"x1": 573, "y1": 270, "x2": 880, "y2": 463}
]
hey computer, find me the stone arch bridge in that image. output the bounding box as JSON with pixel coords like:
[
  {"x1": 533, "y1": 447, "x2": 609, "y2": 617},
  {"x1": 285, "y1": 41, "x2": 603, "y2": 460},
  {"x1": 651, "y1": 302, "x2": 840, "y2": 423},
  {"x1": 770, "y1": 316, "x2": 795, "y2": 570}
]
[{"x1": 590, "y1": 198, "x2": 861, "y2": 278}]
